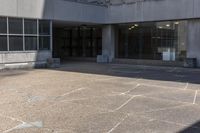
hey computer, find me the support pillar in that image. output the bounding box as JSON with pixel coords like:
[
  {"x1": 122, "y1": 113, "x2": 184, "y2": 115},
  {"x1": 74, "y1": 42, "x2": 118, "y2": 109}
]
[
  {"x1": 187, "y1": 20, "x2": 200, "y2": 67},
  {"x1": 102, "y1": 25, "x2": 116, "y2": 62}
]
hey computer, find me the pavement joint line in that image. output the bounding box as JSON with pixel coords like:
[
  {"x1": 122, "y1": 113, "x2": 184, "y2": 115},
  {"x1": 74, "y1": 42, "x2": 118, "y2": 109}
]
[
  {"x1": 112, "y1": 95, "x2": 142, "y2": 112},
  {"x1": 193, "y1": 90, "x2": 198, "y2": 104},
  {"x1": 106, "y1": 114, "x2": 129, "y2": 133}
]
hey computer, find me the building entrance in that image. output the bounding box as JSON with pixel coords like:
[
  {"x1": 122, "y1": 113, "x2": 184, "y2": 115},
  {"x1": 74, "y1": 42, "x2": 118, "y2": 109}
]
[{"x1": 53, "y1": 26, "x2": 102, "y2": 60}]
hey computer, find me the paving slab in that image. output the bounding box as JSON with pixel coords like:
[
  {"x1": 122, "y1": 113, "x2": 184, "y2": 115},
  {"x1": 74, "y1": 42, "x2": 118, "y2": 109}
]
[
  {"x1": 116, "y1": 96, "x2": 184, "y2": 114},
  {"x1": 111, "y1": 114, "x2": 200, "y2": 133},
  {"x1": 142, "y1": 104, "x2": 200, "y2": 128},
  {"x1": 145, "y1": 89, "x2": 196, "y2": 104},
  {"x1": 0, "y1": 62, "x2": 200, "y2": 133}
]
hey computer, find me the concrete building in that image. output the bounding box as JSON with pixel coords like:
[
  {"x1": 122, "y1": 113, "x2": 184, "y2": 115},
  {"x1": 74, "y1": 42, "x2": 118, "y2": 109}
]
[{"x1": 0, "y1": 0, "x2": 200, "y2": 69}]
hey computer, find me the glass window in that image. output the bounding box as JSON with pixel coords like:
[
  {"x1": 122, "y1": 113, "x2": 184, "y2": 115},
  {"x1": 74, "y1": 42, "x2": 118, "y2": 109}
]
[
  {"x1": 25, "y1": 36, "x2": 37, "y2": 50},
  {"x1": 117, "y1": 21, "x2": 187, "y2": 61},
  {"x1": 9, "y1": 36, "x2": 23, "y2": 51},
  {"x1": 0, "y1": 17, "x2": 7, "y2": 34},
  {"x1": 39, "y1": 36, "x2": 50, "y2": 50},
  {"x1": 39, "y1": 20, "x2": 50, "y2": 35},
  {"x1": 9, "y1": 18, "x2": 23, "y2": 34},
  {"x1": 24, "y1": 19, "x2": 37, "y2": 34},
  {"x1": 0, "y1": 36, "x2": 7, "y2": 51}
]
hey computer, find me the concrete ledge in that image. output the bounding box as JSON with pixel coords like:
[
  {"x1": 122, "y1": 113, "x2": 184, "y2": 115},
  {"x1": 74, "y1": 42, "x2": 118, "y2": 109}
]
[
  {"x1": 113, "y1": 58, "x2": 184, "y2": 67},
  {"x1": 0, "y1": 61, "x2": 47, "y2": 70}
]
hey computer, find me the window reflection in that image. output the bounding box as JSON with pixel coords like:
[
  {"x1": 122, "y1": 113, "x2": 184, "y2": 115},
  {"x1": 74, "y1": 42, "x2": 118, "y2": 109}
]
[{"x1": 118, "y1": 21, "x2": 187, "y2": 61}]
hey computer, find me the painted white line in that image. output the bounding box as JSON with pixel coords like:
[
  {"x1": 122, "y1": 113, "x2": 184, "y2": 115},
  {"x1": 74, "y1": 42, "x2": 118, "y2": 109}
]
[
  {"x1": 140, "y1": 83, "x2": 184, "y2": 91},
  {"x1": 113, "y1": 95, "x2": 141, "y2": 112},
  {"x1": 120, "y1": 84, "x2": 140, "y2": 95},
  {"x1": 184, "y1": 82, "x2": 189, "y2": 90},
  {"x1": 193, "y1": 90, "x2": 198, "y2": 104},
  {"x1": 3, "y1": 121, "x2": 43, "y2": 133},
  {"x1": 59, "y1": 87, "x2": 86, "y2": 97},
  {"x1": 107, "y1": 115, "x2": 129, "y2": 133},
  {"x1": 0, "y1": 114, "x2": 24, "y2": 123}
]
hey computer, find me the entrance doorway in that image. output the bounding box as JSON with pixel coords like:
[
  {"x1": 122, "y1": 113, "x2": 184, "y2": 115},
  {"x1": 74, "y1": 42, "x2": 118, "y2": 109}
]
[{"x1": 53, "y1": 26, "x2": 102, "y2": 61}]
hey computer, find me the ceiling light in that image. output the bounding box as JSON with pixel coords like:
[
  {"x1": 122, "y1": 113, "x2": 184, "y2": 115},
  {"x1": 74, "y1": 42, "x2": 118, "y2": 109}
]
[
  {"x1": 175, "y1": 22, "x2": 179, "y2": 25},
  {"x1": 166, "y1": 24, "x2": 170, "y2": 27},
  {"x1": 131, "y1": 26, "x2": 135, "y2": 29}
]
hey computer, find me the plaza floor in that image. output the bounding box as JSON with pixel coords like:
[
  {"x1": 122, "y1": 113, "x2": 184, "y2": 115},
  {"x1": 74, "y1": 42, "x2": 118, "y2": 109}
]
[{"x1": 0, "y1": 62, "x2": 200, "y2": 133}]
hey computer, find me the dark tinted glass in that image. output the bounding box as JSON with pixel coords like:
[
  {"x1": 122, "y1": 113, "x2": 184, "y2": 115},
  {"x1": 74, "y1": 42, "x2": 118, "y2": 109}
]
[
  {"x1": 24, "y1": 19, "x2": 37, "y2": 34},
  {"x1": 9, "y1": 36, "x2": 23, "y2": 51},
  {"x1": 39, "y1": 36, "x2": 50, "y2": 50},
  {"x1": 9, "y1": 18, "x2": 23, "y2": 34},
  {"x1": 0, "y1": 36, "x2": 7, "y2": 51},
  {"x1": 39, "y1": 20, "x2": 50, "y2": 35},
  {"x1": 0, "y1": 17, "x2": 7, "y2": 33},
  {"x1": 25, "y1": 36, "x2": 37, "y2": 50}
]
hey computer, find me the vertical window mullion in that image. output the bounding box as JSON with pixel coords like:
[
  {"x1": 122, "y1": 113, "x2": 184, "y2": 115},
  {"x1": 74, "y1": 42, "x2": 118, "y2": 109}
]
[
  {"x1": 22, "y1": 18, "x2": 25, "y2": 51},
  {"x1": 37, "y1": 19, "x2": 39, "y2": 50},
  {"x1": 50, "y1": 20, "x2": 53, "y2": 52},
  {"x1": 7, "y1": 17, "x2": 9, "y2": 51}
]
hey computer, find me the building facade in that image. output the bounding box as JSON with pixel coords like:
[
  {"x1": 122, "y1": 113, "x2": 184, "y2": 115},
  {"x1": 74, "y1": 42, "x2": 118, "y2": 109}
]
[{"x1": 0, "y1": 0, "x2": 200, "y2": 69}]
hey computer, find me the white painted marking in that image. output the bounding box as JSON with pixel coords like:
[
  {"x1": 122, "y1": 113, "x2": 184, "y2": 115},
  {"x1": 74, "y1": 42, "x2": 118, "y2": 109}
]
[
  {"x1": 107, "y1": 115, "x2": 129, "y2": 133},
  {"x1": 60, "y1": 87, "x2": 86, "y2": 97},
  {"x1": 3, "y1": 121, "x2": 43, "y2": 133},
  {"x1": 113, "y1": 95, "x2": 141, "y2": 111},
  {"x1": 120, "y1": 84, "x2": 140, "y2": 95},
  {"x1": 0, "y1": 114, "x2": 24, "y2": 123},
  {"x1": 193, "y1": 90, "x2": 198, "y2": 104},
  {"x1": 140, "y1": 83, "x2": 184, "y2": 90},
  {"x1": 184, "y1": 82, "x2": 189, "y2": 90}
]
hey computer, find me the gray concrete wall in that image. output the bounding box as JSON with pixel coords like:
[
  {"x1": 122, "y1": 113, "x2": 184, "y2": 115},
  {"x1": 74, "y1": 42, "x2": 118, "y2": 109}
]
[
  {"x1": 107, "y1": 0, "x2": 197, "y2": 24},
  {"x1": 0, "y1": 0, "x2": 107, "y2": 23},
  {"x1": 0, "y1": 51, "x2": 52, "y2": 69},
  {"x1": 187, "y1": 20, "x2": 200, "y2": 67},
  {"x1": 0, "y1": 0, "x2": 200, "y2": 24}
]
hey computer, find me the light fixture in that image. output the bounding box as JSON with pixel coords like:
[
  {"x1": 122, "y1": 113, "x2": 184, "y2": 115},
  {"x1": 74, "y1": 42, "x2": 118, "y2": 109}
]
[
  {"x1": 166, "y1": 24, "x2": 170, "y2": 27},
  {"x1": 158, "y1": 26, "x2": 163, "y2": 29},
  {"x1": 134, "y1": 24, "x2": 139, "y2": 27},
  {"x1": 131, "y1": 26, "x2": 135, "y2": 29},
  {"x1": 129, "y1": 28, "x2": 132, "y2": 30},
  {"x1": 175, "y1": 22, "x2": 179, "y2": 25}
]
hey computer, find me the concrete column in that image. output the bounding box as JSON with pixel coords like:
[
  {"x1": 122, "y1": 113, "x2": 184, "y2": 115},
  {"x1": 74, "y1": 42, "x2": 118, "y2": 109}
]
[
  {"x1": 187, "y1": 20, "x2": 200, "y2": 67},
  {"x1": 102, "y1": 25, "x2": 116, "y2": 62}
]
